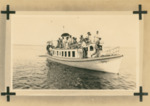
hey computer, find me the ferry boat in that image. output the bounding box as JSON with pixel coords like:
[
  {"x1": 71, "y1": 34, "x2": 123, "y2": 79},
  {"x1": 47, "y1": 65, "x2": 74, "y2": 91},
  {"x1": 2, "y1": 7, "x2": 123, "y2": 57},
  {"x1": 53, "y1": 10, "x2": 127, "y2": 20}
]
[{"x1": 47, "y1": 33, "x2": 123, "y2": 74}]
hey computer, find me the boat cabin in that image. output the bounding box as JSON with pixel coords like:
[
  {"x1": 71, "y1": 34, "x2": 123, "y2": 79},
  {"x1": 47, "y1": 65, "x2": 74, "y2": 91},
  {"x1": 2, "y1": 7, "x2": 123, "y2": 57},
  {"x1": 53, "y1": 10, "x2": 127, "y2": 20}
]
[{"x1": 51, "y1": 43, "x2": 96, "y2": 58}]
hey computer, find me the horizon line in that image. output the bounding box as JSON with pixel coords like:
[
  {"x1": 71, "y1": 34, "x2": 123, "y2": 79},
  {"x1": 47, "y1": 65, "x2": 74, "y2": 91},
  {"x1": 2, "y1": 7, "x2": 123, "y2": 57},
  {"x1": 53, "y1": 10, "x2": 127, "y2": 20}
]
[{"x1": 13, "y1": 44, "x2": 136, "y2": 48}]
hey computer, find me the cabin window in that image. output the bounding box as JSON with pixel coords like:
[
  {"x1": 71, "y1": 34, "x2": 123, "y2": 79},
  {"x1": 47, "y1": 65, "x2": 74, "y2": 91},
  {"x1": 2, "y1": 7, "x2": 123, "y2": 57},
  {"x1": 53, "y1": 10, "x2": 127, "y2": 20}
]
[
  {"x1": 57, "y1": 51, "x2": 58, "y2": 55},
  {"x1": 65, "y1": 51, "x2": 67, "y2": 57},
  {"x1": 62, "y1": 51, "x2": 64, "y2": 56},
  {"x1": 90, "y1": 46, "x2": 94, "y2": 51},
  {"x1": 68, "y1": 51, "x2": 70, "y2": 57},
  {"x1": 72, "y1": 51, "x2": 75, "y2": 57}
]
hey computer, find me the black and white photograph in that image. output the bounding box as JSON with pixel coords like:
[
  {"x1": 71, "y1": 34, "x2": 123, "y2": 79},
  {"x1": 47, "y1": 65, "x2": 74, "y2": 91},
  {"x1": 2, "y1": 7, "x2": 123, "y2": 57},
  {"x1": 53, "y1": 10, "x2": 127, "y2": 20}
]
[{"x1": 11, "y1": 12, "x2": 139, "y2": 90}]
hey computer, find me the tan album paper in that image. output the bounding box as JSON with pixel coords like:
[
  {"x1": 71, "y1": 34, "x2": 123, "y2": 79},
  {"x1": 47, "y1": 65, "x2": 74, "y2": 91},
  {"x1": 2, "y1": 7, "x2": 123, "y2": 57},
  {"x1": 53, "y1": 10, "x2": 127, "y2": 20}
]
[{"x1": 0, "y1": 0, "x2": 149, "y2": 106}]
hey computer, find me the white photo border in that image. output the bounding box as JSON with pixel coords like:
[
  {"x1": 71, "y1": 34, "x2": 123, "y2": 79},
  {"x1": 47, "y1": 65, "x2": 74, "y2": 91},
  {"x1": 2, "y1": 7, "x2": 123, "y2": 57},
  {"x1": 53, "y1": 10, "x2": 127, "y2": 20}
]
[{"x1": 5, "y1": 11, "x2": 142, "y2": 96}]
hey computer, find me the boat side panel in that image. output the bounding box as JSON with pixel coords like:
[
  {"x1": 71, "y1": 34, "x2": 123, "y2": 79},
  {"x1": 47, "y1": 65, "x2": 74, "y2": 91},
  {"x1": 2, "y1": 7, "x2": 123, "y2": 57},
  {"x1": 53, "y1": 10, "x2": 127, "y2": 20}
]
[{"x1": 47, "y1": 56, "x2": 122, "y2": 73}]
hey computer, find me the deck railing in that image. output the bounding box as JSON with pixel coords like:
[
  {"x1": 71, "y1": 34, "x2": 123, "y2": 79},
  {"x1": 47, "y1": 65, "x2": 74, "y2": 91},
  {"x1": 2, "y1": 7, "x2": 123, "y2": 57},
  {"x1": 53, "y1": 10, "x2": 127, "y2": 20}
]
[{"x1": 102, "y1": 47, "x2": 120, "y2": 56}]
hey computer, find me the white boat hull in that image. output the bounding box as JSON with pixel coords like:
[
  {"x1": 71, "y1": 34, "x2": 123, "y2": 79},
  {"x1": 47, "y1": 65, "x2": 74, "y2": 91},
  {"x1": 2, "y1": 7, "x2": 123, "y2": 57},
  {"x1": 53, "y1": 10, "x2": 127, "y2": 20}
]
[{"x1": 47, "y1": 55, "x2": 123, "y2": 73}]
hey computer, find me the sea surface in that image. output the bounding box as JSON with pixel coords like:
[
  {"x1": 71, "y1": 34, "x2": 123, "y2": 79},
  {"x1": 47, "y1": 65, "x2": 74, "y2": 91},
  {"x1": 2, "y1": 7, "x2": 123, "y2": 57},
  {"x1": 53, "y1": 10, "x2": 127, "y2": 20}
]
[{"x1": 13, "y1": 45, "x2": 136, "y2": 90}]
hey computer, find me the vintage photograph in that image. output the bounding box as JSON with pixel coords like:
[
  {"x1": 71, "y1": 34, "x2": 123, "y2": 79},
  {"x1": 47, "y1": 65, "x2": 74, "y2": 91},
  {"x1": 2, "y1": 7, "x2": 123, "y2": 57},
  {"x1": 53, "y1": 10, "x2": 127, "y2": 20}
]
[{"x1": 11, "y1": 13, "x2": 139, "y2": 90}]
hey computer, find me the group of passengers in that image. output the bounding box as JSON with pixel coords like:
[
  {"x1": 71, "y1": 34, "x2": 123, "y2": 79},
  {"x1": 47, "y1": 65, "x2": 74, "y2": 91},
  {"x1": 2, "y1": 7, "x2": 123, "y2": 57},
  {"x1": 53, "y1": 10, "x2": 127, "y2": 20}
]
[
  {"x1": 47, "y1": 31, "x2": 102, "y2": 58},
  {"x1": 80, "y1": 32, "x2": 102, "y2": 58},
  {"x1": 56, "y1": 35, "x2": 78, "y2": 49},
  {"x1": 56, "y1": 32, "x2": 95, "y2": 49}
]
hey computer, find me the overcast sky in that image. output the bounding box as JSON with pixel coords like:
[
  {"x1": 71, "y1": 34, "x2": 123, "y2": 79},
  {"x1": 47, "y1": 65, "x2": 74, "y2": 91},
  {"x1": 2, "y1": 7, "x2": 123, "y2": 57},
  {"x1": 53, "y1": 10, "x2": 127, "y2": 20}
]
[{"x1": 11, "y1": 14, "x2": 139, "y2": 47}]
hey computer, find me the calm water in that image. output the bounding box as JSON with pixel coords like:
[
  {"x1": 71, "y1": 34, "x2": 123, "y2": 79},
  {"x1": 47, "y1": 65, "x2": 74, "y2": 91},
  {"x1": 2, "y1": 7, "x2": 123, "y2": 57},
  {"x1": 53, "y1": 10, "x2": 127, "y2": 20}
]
[{"x1": 13, "y1": 45, "x2": 136, "y2": 90}]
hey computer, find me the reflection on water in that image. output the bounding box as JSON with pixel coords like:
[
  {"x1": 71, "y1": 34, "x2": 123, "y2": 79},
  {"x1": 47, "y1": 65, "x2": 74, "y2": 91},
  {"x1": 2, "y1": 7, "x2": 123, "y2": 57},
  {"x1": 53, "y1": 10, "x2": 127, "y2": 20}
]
[
  {"x1": 46, "y1": 59, "x2": 135, "y2": 89},
  {"x1": 13, "y1": 45, "x2": 136, "y2": 90}
]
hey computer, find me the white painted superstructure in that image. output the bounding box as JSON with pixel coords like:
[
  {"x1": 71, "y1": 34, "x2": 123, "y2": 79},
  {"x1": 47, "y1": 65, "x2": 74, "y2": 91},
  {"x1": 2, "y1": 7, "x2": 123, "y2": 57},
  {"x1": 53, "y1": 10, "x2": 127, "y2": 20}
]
[{"x1": 47, "y1": 43, "x2": 123, "y2": 73}]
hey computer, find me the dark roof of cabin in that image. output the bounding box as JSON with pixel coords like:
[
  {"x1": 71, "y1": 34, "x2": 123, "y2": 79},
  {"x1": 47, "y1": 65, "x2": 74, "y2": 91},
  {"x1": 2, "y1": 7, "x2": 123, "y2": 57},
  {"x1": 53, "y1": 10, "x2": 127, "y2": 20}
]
[{"x1": 61, "y1": 33, "x2": 70, "y2": 37}]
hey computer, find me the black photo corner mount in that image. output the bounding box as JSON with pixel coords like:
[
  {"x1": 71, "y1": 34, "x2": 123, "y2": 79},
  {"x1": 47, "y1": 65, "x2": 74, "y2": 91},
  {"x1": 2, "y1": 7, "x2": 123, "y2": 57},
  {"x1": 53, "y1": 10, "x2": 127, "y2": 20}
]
[
  {"x1": 134, "y1": 86, "x2": 148, "y2": 102},
  {"x1": 133, "y1": 4, "x2": 148, "y2": 20},
  {"x1": 1, "y1": 86, "x2": 16, "y2": 102},
  {"x1": 133, "y1": 4, "x2": 148, "y2": 102},
  {"x1": 1, "y1": 5, "x2": 16, "y2": 20}
]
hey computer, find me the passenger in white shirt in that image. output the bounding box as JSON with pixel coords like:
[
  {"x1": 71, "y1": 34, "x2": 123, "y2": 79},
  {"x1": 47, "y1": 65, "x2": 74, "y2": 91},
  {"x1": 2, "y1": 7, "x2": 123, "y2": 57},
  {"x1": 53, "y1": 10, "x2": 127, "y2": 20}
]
[
  {"x1": 82, "y1": 39, "x2": 88, "y2": 58},
  {"x1": 88, "y1": 35, "x2": 95, "y2": 43},
  {"x1": 82, "y1": 40, "x2": 86, "y2": 47},
  {"x1": 68, "y1": 35, "x2": 72, "y2": 48},
  {"x1": 65, "y1": 37, "x2": 69, "y2": 49}
]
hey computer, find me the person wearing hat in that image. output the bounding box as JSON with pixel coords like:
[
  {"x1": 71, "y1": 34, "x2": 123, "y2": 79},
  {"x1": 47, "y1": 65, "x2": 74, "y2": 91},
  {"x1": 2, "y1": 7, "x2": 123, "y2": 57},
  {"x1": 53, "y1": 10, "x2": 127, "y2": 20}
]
[
  {"x1": 80, "y1": 35, "x2": 84, "y2": 43},
  {"x1": 91, "y1": 37, "x2": 102, "y2": 57},
  {"x1": 82, "y1": 39, "x2": 88, "y2": 58},
  {"x1": 72, "y1": 37, "x2": 77, "y2": 44},
  {"x1": 56, "y1": 39, "x2": 60, "y2": 48},
  {"x1": 86, "y1": 32, "x2": 93, "y2": 43},
  {"x1": 65, "y1": 37, "x2": 69, "y2": 49},
  {"x1": 62, "y1": 37, "x2": 66, "y2": 49},
  {"x1": 46, "y1": 41, "x2": 53, "y2": 55},
  {"x1": 59, "y1": 37, "x2": 63, "y2": 48},
  {"x1": 68, "y1": 35, "x2": 73, "y2": 48}
]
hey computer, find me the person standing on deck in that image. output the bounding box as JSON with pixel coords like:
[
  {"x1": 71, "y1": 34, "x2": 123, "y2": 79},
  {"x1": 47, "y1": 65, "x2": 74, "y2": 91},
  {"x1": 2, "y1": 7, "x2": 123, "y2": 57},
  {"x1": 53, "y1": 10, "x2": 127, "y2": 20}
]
[
  {"x1": 80, "y1": 35, "x2": 84, "y2": 43},
  {"x1": 65, "y1": 37, "x2": 69, "y2": 49},
  {"x1": 62, "y1": 37, "x2": 66, "y2": 49},
  {"x1": 93, "y1": 30, "x2": 99, "y2": 43},
  {"x1": 46, "y1": 41, "x2": 53, "y2": 55},
  {"x1": 58, "y1": 38, "x2": 61, "y2": 48},
  {"x1": 56, "y1": 39, "x2": 60, "y2": 48},
  {"x1": 87, "y1": 32, "x2": 92, "y2": 43},
  {"x1": 59, "y1": 38, "x2": 63, "y2": 48},
  {"x1": 82, "y1": 39, "x2": 88, "y2": 58},
  {"x1": 68, "y1": 35, "x2": 72, "y2": 49},
  {"x1": 91, "y1": 37, "x2": 102, "y2": 57}
]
